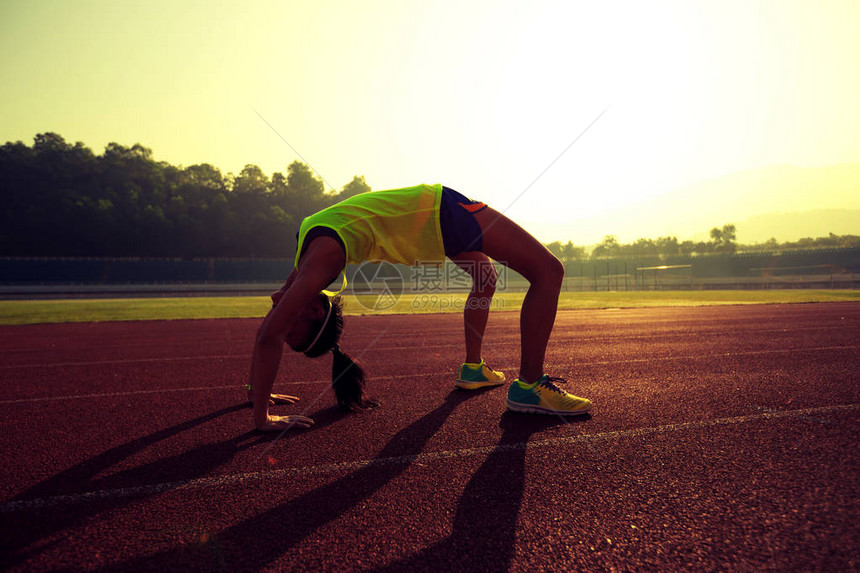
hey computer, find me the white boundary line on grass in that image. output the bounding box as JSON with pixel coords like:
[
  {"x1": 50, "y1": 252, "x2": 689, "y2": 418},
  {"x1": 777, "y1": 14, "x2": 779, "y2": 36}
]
[
  {"x1": 2, "y1": 402, "x2": 857, "y2": 513},
  {"x1": 0, "y1": 344, "x2": 856, "y2": 405}
]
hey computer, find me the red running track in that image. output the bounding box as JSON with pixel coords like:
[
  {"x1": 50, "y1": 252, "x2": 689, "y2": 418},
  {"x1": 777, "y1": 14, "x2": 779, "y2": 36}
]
[{"x1": 0, "y1": 303, "x2": 858, "y2": 571}]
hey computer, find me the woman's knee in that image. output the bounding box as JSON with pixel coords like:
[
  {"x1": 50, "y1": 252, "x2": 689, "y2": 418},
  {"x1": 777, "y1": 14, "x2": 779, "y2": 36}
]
[
  {"x1": 536, "y1": 252, "x2": 565, "y2": 288},
  {"x1": 475, "y1": 260, "x2": 497, "y2": 296}
]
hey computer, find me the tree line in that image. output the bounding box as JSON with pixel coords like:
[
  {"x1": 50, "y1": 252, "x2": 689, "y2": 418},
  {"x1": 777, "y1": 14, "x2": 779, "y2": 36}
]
[
  {"x1": 548, "y1": 225, "x2": 859, "y2": 261},
  {"x1": 563, "y1": 225, "x2": 742, "y2": 260},
  {"x1": 0, "y1": 133, "x2": 369, "y2": 257},
  {"x1": 2, "y1": 133, "x2": 857, "y2": 259}
]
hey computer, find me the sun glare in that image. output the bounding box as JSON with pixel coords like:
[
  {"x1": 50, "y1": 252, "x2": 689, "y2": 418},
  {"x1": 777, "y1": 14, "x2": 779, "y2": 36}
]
[{"x1": 0, "y1": 0, "x2": 857, "y2": 244}]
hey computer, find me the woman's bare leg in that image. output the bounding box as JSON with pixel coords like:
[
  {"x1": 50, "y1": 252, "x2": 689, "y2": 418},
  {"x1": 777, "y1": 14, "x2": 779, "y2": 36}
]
[
  {"x1": 449, "y1": 251, "x2": 497, "y2": 364},
  {"x1": 472, "y1": 207, "x2": 564, "y2": 383}
]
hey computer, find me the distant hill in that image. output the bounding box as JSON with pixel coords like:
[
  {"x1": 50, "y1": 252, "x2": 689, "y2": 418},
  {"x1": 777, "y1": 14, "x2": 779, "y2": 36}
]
[{"x1": 597, "y1": 163, "x2": 860, "y2": 244}]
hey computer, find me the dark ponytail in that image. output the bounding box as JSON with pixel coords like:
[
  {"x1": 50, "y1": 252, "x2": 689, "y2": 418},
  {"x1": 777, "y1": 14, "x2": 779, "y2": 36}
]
[
  {"x1": 331, "y1": 344, "x2": 369, "y2": 412},
  {"x1": 304, "y1": 295, "x2": 376, "y2": 412}
]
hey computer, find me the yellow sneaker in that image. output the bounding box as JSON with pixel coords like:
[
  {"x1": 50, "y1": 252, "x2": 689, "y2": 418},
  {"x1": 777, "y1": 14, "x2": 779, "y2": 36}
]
[
  {"x1": 506, "y1": 375, "x2": 592, "y2": 415},
  {"x1": 455, "y1": 360, "x2": 506, "y2": 390}
]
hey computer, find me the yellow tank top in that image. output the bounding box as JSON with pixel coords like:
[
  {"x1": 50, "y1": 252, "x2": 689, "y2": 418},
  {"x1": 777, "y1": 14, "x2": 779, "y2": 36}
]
[{"x1": 295, "y1": 183, "x2": 445, "y2": 268}]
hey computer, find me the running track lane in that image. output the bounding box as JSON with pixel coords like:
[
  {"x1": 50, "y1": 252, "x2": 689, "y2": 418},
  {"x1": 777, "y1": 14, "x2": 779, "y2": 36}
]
[{"x1": 0, "y1": 302, "x2": 858, "y2": 571}]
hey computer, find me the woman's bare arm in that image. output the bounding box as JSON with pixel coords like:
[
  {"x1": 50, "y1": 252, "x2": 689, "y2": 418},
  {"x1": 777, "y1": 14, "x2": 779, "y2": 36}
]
[
  {"x1": 249, "y1": 237, "x2": 346, "y2": 431},
  {"x1": 271, "y1": 267, "x2": 299, "y2": 307}
]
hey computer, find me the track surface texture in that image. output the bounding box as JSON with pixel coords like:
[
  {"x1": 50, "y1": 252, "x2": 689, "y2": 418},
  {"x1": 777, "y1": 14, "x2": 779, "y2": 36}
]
[{"x1": 1, "y1": 302, "x2": 858, "y2": 572}]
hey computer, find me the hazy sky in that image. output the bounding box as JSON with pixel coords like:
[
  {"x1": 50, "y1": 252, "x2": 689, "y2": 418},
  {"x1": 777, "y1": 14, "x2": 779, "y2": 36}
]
[{"x1": 1, "y1": 0, "x2": 858, "y2": 243}]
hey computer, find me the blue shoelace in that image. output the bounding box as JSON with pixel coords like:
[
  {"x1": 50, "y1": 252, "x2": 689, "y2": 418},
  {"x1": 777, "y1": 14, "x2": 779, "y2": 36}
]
[{"x1": 539, "y1": 376, "x2": 568, "y2": 394}]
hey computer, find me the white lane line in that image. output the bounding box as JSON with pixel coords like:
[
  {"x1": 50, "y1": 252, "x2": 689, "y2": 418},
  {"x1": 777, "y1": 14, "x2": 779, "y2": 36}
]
[
  {"x1": 573, "y1": 345, "x2": 860, "y2": 367},
  {"x1": 0, "y1": 373, "x2": 430, "y2": 405},
  {"x1": 2, "y1": 403, "x2": 857, "y2": 513},
  {"x1": 0, "y1": 355, "x2": 251, "y2": 370},
  {"x1": 1, "y1": 344, "x2": 855, "y2": 405},
  {"x1": 1, "y1": 324, "x2": 852, "y2": 370},
  {"x1": 0, "y1": 386, "x2": 247, "y2": 404}
]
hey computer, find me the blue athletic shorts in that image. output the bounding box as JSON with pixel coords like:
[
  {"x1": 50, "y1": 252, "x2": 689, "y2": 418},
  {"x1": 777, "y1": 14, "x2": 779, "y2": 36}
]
[{"x1": 439, "y1": 186, "x2": 488, "y2": 258}]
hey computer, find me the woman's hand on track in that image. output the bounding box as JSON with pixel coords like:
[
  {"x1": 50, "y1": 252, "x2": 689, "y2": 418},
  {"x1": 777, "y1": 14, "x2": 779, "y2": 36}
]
[
  {"x1": 257, "y1": 414, "x2": 314, "y2": 432},
  {"x1": 269, "y1": 393, "x2": 300, "y2": 405},
  {"x1": 247, "y1": 390, "x2": 300, "y2": 406}
]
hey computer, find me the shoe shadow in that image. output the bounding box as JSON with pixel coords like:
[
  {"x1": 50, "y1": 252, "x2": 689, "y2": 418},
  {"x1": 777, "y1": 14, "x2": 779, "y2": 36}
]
[
  {"x1": 91, "y1": 389, "x2": 487, "y2": 572},
  {"x1": 371, "y1": 411, "x2": 591, "y2": 571}
]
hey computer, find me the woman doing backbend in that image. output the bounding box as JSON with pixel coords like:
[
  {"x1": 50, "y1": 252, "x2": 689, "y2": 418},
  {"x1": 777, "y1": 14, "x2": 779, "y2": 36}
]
[{"x1": 247, "y1": 184, "x2": 592, "y2": 432}]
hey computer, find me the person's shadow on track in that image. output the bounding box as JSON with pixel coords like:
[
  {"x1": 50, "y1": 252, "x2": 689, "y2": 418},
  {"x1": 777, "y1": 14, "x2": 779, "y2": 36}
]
[
  {"x1": 91, "y1": 389, "x2": 488, "y2": 572},
  {"x1": 370, "y1": 411, "x2": 589, "y2": 572},
  {"x1": 1, "y1": 401, "x2": 345, "y2": 570}
]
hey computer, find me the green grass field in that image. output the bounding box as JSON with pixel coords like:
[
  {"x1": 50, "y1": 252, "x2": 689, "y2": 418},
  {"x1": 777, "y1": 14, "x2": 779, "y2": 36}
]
[{"x1": 0, "y1": 290, "x2": 857, "y2": 326}]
